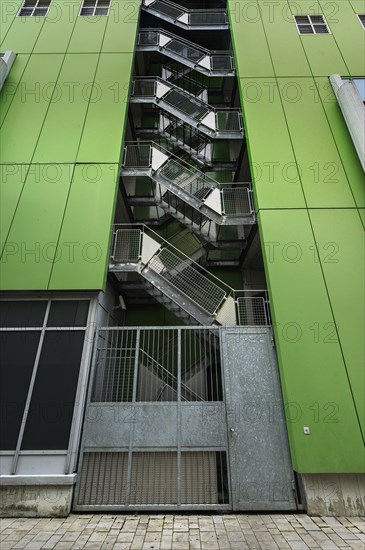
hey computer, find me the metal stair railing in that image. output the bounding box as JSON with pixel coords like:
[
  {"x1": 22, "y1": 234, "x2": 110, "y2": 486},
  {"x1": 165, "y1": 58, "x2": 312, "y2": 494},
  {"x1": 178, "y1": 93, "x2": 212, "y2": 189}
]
[
  {"x1": 109, "y1": 224, "x2": 271, "y2": 327},
  {"x1": 130, "y1": 77, "x2": 243, "y2": 139},
  {"x1": 139, "y1": 350, "x2": 204, "y2": 402},
  {"x1": 137, "y1": 29, "x2": 234, "y2": 76},
  {"x1": 148, "y1": 247, "x2": 227, "y2": 316},
  {"x1": 141, "y1": 0, "x2": 229, "y2": 30},
  {"x1": 122, "y1": 142, "x2": 255, "y2": 226}
]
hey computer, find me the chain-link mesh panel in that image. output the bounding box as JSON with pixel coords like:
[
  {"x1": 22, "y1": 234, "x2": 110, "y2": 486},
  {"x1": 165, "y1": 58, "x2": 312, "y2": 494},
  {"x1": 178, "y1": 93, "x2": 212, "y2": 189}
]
[
  {"x1": 189, "y1": 12, "x2": 227, "y2": 26},
  {"x1": 237, "y1": 297, "x2": 268, "y2": 326},
  {"x1": 163, "y1": 89, "x2": 210, "y2": 120},
  {"x1": 112, "y1": 229, "x2": 142, "y2": 263},
  {"x1": 148, "y1": 0, "x2": 183, "y2": 19},
  {"x1": 211, "y1": 55, "x2": 234, "y2": 71},
  {"x1": 123, "y1": 144, "x2": 152, "y2": 168},
  {"x1": 132, "y1": 79, "x2": 156, "y2": 98},
  {"x1": 216, "y1": 111, "x2": 241, "y2": 132},
  {"x1": 138, "y1": 30, "x2": 159, "y2": 45},
  {"x1": 159, "y1": 160, "x2": 213, "y2": 201},
  {"x1": 222, "y1": 187, "x2": 253, "y2": 216},
  {"x1": 165, "y1": 40, "x2": 205, "y2": 64}
]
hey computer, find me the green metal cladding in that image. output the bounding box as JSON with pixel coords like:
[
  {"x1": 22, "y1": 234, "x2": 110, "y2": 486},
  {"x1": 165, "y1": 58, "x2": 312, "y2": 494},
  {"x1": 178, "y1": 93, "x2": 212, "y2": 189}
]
[
  {"x1": 0, "y1": 0, "x2": 140, "y2": 290},
  {"x1": 0, "y1": 0, "x2": 364, "y2": 476},
  {"x1": 228, "y1": 0, "x2": 365, "y2": 473}
]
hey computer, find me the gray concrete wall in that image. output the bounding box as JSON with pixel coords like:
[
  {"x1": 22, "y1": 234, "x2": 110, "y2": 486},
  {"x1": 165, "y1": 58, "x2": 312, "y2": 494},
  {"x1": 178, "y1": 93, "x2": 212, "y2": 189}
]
[
  {"x1": 302, "y1": 474, "x2": 365, "y2": 516},
  {"x1": 0, "y1": 485, "x2": 73, "y2": 517}
]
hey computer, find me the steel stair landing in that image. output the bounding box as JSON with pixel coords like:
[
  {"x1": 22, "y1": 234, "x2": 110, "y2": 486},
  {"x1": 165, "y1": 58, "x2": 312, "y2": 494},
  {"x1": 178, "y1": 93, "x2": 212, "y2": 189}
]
[
  {"x1": 130, "y1": 77, "x2": 243, "y2": 140},
  {"x1": 141, "y1": 0, "x2": 229, "y2": 30},
  {"x1": 109, "y1": 225, "x2": 270, "y2": 327},
  {"x1": 121, "y1": 142, "x2": 255, "y2": 227},
  {"x1": 137, "y1": 29, "x2": 235, "y2": 77}
]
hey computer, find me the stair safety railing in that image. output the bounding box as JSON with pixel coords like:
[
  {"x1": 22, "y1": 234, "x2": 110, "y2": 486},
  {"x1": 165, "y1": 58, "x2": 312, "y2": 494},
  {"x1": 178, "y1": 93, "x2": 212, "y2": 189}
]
[
  {"x1": 137, "y1": 29, "x2": 235, "y2": 76},
  {"x1": 130, "y1": 77, "x2": 243, "y2": 139},
  {"x1": 121, "y1": 141, "x2": 254, "y2": 226},
  {"x1": 109, "y1": 223, "x2": 270, "y2": 326},
  {"x1": 141, "y1": 0, "x2": 229, "y2": 30}
]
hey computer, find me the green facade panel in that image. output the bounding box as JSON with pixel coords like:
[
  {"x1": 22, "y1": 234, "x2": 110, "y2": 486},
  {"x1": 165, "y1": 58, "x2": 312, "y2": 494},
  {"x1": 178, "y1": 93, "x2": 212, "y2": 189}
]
[
  {"x1": 0, "y1": 164, "x2": 74, "y2": 289},
  {"x1": 48, "y1": 164, "x2": 119, "y2": 290},
  {"x1": 0, "y1": 164, "x2": 29, "y2": 253},
  {"x1": 259, "y1": 1, "x2": 311, "y2": 77},
  {"x1": 259, "y1": 209, "x2": 364, "y2": 473},
  {"x1": 239, "y1": 77, "x2": 306, "y2": 209},
  {"x1": 1, "y1": 13, "x2": 45, "y2": 53},
  {"x1": 0, "y1": 1, "x2": 22, "y2": 42},
  {"x1": 228, "y1": 0, "x2": 274, "y2": 77},
  {"x1": 278, "y1": 77, "x2": 357, "y2": 209},
  {"x1": 0, "y1": 53, "x2": 29, "y2": 126},
  {"x1": 33, "y1": 1, "x2": 80, "y2": 53},
  {"x1": 33, "y1": 53, "x2": 100, "y2": 163},
  {"x1": 309, "y1": 208, "x2": 365, "y2": 438},
  {"x1": 0, "y1": 54, "x2": 64, "y2": 164},
  {"x1": 67, "y1": 14, "x2": 108, "y2": 53},
  {"x1": 315, "y1": 78, "x2": 365, "y2": 208},
  {"x1": 0, "y1": 0, "x2": 140, "y2": 291},
  {"x1": 76, "y1": 53, "x2": 134, "y2": 163},
  {"x1": 321, "y1": 0, "x2": 365, "y2": 76},
  {"x1": 102, "y1": 0, "x2": 141, "y2": 53},
  {"x1": 230, "y1": 0, "x2": 365, "y2": 473},
  {"x1": 289, "y1": 1, "x2": 349, "y2": 76}
]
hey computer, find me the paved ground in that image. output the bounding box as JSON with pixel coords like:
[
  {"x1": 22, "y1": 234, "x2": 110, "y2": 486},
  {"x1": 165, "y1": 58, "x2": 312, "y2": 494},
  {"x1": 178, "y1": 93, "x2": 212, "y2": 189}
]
[{"x1": 0, "y1": 515, "x2": 364, "y2": 550}]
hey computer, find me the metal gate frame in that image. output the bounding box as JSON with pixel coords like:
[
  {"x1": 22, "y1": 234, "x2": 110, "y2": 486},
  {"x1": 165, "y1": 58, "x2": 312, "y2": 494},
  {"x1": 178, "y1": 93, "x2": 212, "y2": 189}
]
[
  {"x1": 73, "y1": 326, "x2": 296, "y2": 512},
  {"x1": 73, "y1": 326, "x2": 231, "y2": 511}
]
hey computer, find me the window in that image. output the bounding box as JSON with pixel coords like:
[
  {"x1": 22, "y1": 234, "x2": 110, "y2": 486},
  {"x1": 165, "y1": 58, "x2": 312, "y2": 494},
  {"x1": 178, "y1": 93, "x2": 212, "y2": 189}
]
[
  {"x1": 79, "y1": 0, "x2": 111, "y2": 16},
  {"x1": 0, "y1": 299, "x2": 89, "y2": 450},
  {"x1": 294, "y1": 15, "x2": 330, "y2": 34},
  {"x1": 358, "y1": 14, "x2": 365, "y2": 28},
  {"x1": 17, "y1": 0, "x2": 52, "y2": 17}
]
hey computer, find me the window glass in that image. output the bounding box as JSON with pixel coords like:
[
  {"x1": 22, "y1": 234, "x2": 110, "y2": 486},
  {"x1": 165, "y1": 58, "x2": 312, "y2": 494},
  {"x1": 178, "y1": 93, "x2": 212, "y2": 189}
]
[
  {"x1": 18, "y1": 0, "x2": 51, "y2": 16},
  {"x1": 21, "y1": 331, "x2": 85, "y2": 450},
  {"x1": 47, "y1": 300, "x2": 89, "y2": 327},
  {"x1": 0, "y1": 332, "x2": 41, "y2": 450},
  {"x1": 0, "y1": 301, "x2": 47, "y2": 327},
  {"x1": 294, "y1": 14, "x2": 330, "y2": 34},
  {"x1": 80, "y1": 0, "x2": 110, "y2": 16}
]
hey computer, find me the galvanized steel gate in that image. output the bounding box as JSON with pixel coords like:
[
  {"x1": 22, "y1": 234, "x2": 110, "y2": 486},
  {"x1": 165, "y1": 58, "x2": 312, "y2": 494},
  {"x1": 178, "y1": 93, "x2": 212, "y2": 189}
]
[{"x1": 73, "y1": 327, "x2": 297, "y2": 511}]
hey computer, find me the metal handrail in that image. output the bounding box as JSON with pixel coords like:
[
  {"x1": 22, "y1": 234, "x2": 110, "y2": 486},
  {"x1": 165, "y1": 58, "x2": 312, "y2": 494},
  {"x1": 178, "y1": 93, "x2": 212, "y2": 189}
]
[
  {"x1": 110, "y1": 223, "x2": 271, "y2": 325},
  {"x1": 122, "y1": 141, "x2": 251, "y2": 193},
  {"x1": 138, "y1": 28, "x2": 234, "y2": 60},
  {"x1": 139, "y1": 350, "x2": 204, "y2": 401},
  {"x1": 130, "y1": 77, "x2": 243, "y2": 134},
  {"x1": 142, "y1": 0, "x2": 228, "y2": 23}
]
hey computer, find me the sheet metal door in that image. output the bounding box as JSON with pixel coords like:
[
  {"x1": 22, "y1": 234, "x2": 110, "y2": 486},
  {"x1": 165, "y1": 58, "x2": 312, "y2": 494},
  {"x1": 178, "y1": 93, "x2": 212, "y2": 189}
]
[{"x1": 222, "y1": 327, "x2": 297, "y2": 511}]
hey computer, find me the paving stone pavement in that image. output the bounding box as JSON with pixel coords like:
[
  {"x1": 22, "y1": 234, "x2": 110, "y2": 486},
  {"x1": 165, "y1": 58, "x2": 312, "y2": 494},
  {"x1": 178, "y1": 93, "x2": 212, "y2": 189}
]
[{"x1": 0, "y1": 515, "x2": 364, "y2": 550}]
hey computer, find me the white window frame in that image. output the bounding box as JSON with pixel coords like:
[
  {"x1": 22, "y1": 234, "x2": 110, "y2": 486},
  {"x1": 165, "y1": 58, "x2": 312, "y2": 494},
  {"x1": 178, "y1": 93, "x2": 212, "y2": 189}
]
[
  {"x1": 17, "y1": 0, "x2": 52, "y2": 18},
  {"x1": 79, "y1": 0, "x2": 112, "y2": 17},
  {"x1": 293, "y1": 14, "x2": 331, "y2": 35},
  {"x1": 357, "y1": 14, "x2": 365, "y2": 29}
]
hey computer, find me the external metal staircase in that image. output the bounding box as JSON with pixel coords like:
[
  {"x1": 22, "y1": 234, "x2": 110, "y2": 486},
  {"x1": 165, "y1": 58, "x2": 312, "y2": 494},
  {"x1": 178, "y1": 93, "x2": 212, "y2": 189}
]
[
  {"x1": 130, "y1": 77, "x2": 243, "y2": 139},
  {"x1": 109, "y1": 225, "x2": 270, "y2": 327},
  {"x1": 141, "y1": 0, "x2": 229, "y2": 30},
  {"x1": 112, "y1": 1, "x2": 264, "y2": 327},
  {"x1": 122, "y1": 142, "x2": 254, "y2": 231},
  {"x1": 137, "y1": 29, "x2": 235, "y2": 77},
  {"x1": 138, "y1": 113, "x2": 238, "y2": 169}
]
